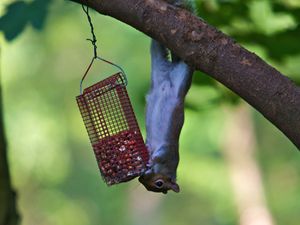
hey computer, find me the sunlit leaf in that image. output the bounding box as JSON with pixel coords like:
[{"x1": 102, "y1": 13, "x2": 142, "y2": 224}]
[{"x1": 249, "y1": 0, "x2": 297, "y2": 35}]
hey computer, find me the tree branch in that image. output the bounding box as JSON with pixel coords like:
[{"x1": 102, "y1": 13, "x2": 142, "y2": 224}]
[{"x1": 70, "y1": 0, "x2": 300, "y2": 150}]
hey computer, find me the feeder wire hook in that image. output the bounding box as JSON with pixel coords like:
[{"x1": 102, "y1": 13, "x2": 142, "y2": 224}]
[
  {"x1": 80, "y1": 4, "x2": 128, "y2": 94},
  {"x1": 82, "y1": 5, "x2": 98, "y2": 58}
]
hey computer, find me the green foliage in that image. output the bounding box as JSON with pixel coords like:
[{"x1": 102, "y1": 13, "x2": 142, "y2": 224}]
[
  {"x1": 190, "y1": 0, "x2": 300, "y2": 107},
  {"x1": 0, "y1": 0, "x2": 51, "y2": 41},
  {"x1": 249, "y1": 1, "x2": 296, "y2": 35}
]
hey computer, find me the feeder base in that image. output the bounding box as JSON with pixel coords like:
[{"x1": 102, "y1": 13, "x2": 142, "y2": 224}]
[{"x1": 93, "y1": 130, "x2": 148, "y2": 185}]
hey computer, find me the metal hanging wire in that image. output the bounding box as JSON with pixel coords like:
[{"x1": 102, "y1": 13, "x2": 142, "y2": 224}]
[{"x1": 80, "y1": 5, "x2": 128, "y2": 94}]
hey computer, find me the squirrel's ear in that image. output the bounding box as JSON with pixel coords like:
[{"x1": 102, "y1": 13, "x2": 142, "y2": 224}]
[{"x1": 168, "y1": 182, "x2": 180, "y2": 193}]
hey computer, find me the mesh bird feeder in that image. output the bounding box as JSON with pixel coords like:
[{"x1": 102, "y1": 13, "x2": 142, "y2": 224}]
[{"x1": 76, "y1": 59, "x2": 149, "y2": 185}]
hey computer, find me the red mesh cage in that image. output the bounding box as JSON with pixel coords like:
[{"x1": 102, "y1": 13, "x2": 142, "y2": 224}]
[{"x1": 76, "y1": 72, "x2": 149, "y2": 185}]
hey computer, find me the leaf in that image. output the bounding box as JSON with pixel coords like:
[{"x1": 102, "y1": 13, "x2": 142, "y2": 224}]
[
  {"x1": 249, "y1": 0, "x2": 297, "y2": 35},
  {"x1": 0, "y1": 0, "x2": 52, "y2": 41},
  {"x1": 0, "y1": 1, "x2": 30, "y2": 41},
  {"x1": 29, "y1": 0, "x2": 52, "y2": 30}
]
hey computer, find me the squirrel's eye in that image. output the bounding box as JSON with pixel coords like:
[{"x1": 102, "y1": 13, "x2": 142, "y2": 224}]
[{"x1": 154, "y1": 180, "x2": 164, "y2": 188}]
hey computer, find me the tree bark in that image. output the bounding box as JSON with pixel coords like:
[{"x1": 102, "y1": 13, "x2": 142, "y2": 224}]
[
  {"x1": 0, "y1": 48, "x2": 20, "y2": 225},
  {"x1": 70, "y1": 0, "x2": 300, "y2": 150}
]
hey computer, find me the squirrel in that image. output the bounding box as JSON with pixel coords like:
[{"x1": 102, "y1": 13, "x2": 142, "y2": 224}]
[
  {"x1": 138, "y1": 39, "x2": 194, "y2": 194},
  {"x1": 139, "y1": 0, "x2": 196, "y2": 194}
]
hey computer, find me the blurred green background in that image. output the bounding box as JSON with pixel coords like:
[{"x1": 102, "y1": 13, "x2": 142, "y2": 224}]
[{"x1": 0, "y1": 0, "x2": 300, "y2": 225}]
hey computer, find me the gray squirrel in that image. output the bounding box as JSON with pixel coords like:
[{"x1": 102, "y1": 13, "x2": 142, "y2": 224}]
[
  {"x1": 138, "y1": 0, "x2": 196, "y2": 194},
  {"x1": 138, "y1": 39, "x2": 194, "y2": 193}
]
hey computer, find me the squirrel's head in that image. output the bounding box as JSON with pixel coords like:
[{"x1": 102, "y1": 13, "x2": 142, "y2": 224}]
[
  {"x1": 139, "y1": 145, "x2": 180, "y2": 194},
  {"x1": 138, "y1": 168, "x2": 180, "y2": 194}
]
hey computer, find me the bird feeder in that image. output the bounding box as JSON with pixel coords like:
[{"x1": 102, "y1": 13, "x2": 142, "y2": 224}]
[{"x1": 76, "y1": 71, "x2": 149, "y2": 185}]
